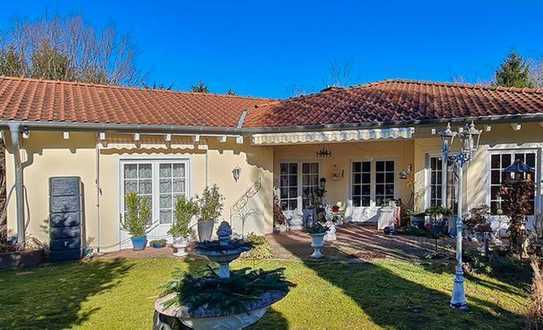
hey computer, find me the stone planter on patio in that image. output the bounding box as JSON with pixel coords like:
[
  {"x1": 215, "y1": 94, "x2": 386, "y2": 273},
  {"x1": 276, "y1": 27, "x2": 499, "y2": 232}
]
[
  {"x1": 310, "y1": 232, "x2": 326, "y2": 258},
  {"x1": 172, "y1": 237, "x2": 189, "y2": 257}
]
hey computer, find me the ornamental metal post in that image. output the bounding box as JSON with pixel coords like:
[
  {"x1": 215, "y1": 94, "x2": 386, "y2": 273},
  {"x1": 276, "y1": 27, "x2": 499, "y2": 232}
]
[
  {"x1": 450, "y1": 163, "x2": 467, "y2": 309},
  {"x1": 439, "y1": 122, "x2": 480, "y2": 310}
]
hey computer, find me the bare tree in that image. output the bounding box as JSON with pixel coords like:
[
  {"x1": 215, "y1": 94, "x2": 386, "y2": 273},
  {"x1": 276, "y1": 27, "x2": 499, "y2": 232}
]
[
  {"x1": 0, "y1": 15, "x2": 142, "y2": 85},
  {"x1": 322, "y1": 60, "x2": 353, "y2": 88},
  {"x1": 529, "y1": 59, "x2": 543, "y2": 88}
]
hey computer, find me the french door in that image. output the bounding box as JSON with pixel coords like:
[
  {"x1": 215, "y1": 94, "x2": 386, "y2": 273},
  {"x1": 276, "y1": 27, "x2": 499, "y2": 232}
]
[
  {"x1": 120, "y1": 159, "x2": 189, "y2": 249},
  {"x1": 350, "y1": 160, "x2": 396, "y2": 222}
]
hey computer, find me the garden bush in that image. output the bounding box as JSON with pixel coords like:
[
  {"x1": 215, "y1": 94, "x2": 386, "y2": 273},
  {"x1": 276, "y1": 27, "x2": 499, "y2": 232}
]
[{"x1": 241, "y1": 233, "x2": 273, "y2": 259}]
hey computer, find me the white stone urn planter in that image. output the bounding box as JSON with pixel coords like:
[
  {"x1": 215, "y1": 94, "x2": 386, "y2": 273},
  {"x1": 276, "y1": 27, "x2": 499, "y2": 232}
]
[
  {"x1": 172, "y1": 237, "x2": 189, "y2": 257},
  {"x1": 310, "y1": 232, "x2": 326, "y2": 258}
]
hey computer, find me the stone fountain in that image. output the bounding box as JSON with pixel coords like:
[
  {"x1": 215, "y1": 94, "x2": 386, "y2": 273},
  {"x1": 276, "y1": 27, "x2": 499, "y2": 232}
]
[
  {"x1": 153, "y1": 221, "x2": 290, "y2": 330},
  {"x1": 194, "y1": 221, "x2": 251, "y2": 279}
]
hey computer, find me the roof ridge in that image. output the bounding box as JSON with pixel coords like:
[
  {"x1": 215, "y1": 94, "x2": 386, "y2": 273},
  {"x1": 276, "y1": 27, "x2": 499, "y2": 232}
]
[
  {"x1": 356, "y1": 79, "x2": 543, "y2": 94},
  {"x1": 0, "y1": 75, "x2": 273, "y2": 101}
]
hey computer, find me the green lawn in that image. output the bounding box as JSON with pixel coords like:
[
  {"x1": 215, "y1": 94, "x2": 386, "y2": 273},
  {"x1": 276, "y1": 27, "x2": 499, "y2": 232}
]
[{"x1": 0, "y1": 256, "x2": 529, "y2": 329}]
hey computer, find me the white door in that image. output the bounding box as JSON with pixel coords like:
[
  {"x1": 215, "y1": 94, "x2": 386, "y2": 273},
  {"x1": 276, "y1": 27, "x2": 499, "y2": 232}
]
[
  {"x1": 278, "y1": 161, "x2": 320, "y2": 228},
  {"x1": 350, "y1": 160, "x2": 396, "y2": 223},
  {"x1": 120, "y1": 159, "x2": 189, "y2": 249}
]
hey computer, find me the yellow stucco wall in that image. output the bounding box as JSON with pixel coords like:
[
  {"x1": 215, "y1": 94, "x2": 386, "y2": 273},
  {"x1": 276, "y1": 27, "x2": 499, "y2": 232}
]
[
  {"x1": 273, "y1": 139, "x2": 415, "y2": 211},
  {"x1": 5, "y1": 122, "x2": 543, "y2": 252},
  {"x1": 5, "y1": 131, "x2": 273, "y2": 252}
]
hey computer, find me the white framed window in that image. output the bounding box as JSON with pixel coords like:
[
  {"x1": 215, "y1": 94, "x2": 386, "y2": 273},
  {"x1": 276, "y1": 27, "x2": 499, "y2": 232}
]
[
  {"x1": 352, "y1": 161, "x2": 371, "y2": 207},
  {"x1": 279, "y1": 161, "x2": 320, "y2": 211},
  {"x1": 375, "y1": 160, "x2": 395, "y2": 206},
  {"x1": 350, "y1": 159, "x2": 396, "y2": 208},
  {"x1": 489, "y1": 151, "x2": 536, "y2": 215},
  {"x1": 121, "y1": 159, "x2": 190, "y2": 226},
  {"x1": 159, "y1": 163, "x2": 187, "y2": 224},
  {"x1": 279, "y1": 162, "x2": 299, "y2": 211},
  {"x1": 427, "y1": 156, "x2": 457, "y2": 210},
  {"x1": 302, "y1": 162, "x2": 319, "y2": 209},
  {"x1": 123, "y1": 163, "x2": 153, "y2": 223}
]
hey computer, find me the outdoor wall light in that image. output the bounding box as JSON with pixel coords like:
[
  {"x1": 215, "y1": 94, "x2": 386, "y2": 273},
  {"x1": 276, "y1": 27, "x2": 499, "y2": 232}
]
[
  {"x1": 399, "y1": 164, "x2": 412, "y2": 179},
  {"x1": 232, "y1": 167, "x2": 241, "y2": 182},
  {"x1": 21, "y1": 126, "x2": 30, "y2": 139}
]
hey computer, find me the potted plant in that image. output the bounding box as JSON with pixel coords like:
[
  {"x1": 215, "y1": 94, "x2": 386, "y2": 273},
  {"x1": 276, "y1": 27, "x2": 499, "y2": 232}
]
[
  {"x1": 150, "y1": 239, "x2": 167, "y2": 248},
  {"x1": 196, "y1": 185, "x2": 224, "y2": 241},
  {"x1": 425, "y1": 206, "x2": 452, "y2": 235},
  {"x1": 409, "y1": 210, "x2": 426, "y2": 229},
  {"x1": 121, "y1": 192, "x2": 152, "y2": 251},
  {"x1": 169, "y1": 196, "x2": 199, "y2": 256}
]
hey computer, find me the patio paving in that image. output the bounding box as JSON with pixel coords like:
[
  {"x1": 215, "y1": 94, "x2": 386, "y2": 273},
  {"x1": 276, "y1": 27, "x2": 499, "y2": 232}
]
[
  {"x1": 267, "y1": 224, "x2": 456, "y2": 261},
  {"x1": 97, "y1": 224, "x2": 457, "y2": 262}
]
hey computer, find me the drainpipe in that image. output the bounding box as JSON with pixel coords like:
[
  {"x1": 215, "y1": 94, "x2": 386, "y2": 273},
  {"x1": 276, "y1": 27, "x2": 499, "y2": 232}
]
[
  {"x1": 95, "y1": 135, "x2": 102, "y2": 254},
  {"x1": 8, "y1": 123, "x2": 25, "y2": 247}
]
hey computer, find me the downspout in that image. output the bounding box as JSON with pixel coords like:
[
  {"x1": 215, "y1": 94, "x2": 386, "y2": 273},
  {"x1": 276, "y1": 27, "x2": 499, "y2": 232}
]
[
  {"x1": 8, "y1": 123, "x2": 24, "y2": 247},
  {"x1": 95, "y1": 134, "x2": 102, "y2": 254}
]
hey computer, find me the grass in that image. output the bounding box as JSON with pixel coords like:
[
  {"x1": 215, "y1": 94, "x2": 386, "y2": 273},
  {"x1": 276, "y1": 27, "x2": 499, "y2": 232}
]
[{"x1": 0, "y1": 256, "x2": 529, "y2": 329}]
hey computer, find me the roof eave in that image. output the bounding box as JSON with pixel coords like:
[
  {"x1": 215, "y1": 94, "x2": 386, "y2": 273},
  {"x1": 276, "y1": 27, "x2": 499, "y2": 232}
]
[
  {"x1": 245, "y1": 113, "x2": 543, "y2": 133},
  {"x1": 1, "y1": 112, "x2": 543, "y2": 135},
  {"x1": 0, "y1": 120, "x2": 242, "y2": 135}
]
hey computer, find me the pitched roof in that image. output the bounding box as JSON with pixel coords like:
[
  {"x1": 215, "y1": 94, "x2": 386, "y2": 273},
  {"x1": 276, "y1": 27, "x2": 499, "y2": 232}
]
[
  {"x1": 0, "y1": 76, "x2": 269, "y2": 129},
  {"x1": 1, "y1": 77, "x2": 543, "y2": 132},
  {"x1": 244, "y1": 80, "x2": 543, "y2": 128}
]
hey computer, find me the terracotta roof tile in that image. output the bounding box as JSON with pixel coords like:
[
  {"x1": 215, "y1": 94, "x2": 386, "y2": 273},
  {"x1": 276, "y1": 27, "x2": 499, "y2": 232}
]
[
  {"x1": 1, "y1": 77, "x2": 543, "y2": 130},
  {"x1": 0, "y1": 76, "x2": 270, "y2": 128},
  {"x1": 244, "y1": 80, "x2": 543, "y2": 128}
]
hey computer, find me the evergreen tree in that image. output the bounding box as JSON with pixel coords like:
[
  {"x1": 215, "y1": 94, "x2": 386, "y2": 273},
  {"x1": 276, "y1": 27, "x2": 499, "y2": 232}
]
[
  {"x1": 495, "y1": 52, "x2": 534, "y2": 88},
  {"x1": 0, "y1": 47, "x2": 26, "y2": 77}
]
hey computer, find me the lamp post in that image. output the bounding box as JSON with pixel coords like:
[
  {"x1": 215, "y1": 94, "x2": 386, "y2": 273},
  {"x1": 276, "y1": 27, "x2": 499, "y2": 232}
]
[{"x1": 439, "y1": 122, "x2": 481, "y2": 310}]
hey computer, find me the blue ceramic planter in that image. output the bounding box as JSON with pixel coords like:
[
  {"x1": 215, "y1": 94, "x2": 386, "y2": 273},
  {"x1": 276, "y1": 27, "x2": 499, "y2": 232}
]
[{"x1": 131, "y1": 235, "x2": 147, "y2": 251}]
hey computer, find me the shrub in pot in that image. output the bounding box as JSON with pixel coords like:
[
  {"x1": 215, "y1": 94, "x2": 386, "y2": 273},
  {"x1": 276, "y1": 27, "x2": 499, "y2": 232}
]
[
  {"x1": 121, "y1": 192, "x2": 152, "y2": 251},
  {"x1": 196, "y1": 185, "x2": 224, "y2": 241},
  {"x1": 169, "y1": 196, "x2": 199, "y2": 256}
]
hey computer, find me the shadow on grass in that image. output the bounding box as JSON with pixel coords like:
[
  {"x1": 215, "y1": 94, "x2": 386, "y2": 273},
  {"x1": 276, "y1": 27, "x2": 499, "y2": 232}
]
[
  {"x1": 271, "y1": 237, "x2": 526, "y2": 329},
  {"x1": 0, "y1": 258, "x2": 132, "y2": 329}
]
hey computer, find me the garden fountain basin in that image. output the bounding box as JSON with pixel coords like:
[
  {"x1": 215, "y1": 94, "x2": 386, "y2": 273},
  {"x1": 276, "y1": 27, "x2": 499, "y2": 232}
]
[{"x1": 154, "y1": 290, "x2": 287, "y2": 330}]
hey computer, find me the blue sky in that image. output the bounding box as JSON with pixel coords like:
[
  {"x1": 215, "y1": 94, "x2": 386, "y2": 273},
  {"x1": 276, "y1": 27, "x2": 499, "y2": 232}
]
[{"x1": 0, "y1": 1, "x2": 542, "y2": 99}]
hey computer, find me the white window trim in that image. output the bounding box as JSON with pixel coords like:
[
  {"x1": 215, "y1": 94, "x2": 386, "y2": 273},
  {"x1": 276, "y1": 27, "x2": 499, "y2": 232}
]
[
  {"x1": 425, "y1": 153, "x2": 455, "y2": 210},
  {"x1": 348, "y1": 157, "x2": 399, "y2": 209},
  {"x1": 486, "y1": 148, "x2": 541, "y2": 216},
  {"x1": 278, "y1": 159, "x2": 322, "y2": 212},
  {"x1": 118, "y1": 157, "x2": 192, "y2": 236}
]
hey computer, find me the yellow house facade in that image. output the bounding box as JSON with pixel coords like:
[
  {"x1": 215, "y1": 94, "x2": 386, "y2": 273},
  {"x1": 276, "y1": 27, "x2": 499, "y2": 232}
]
[{"x1": 2, "y1": 77, "x2": 543, "y2": 253}]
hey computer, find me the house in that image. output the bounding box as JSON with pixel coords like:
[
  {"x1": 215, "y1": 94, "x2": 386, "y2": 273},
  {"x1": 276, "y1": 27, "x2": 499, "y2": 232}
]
[{"x1": 2, "y1": 76, "x2": 543, "y2": 252}]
